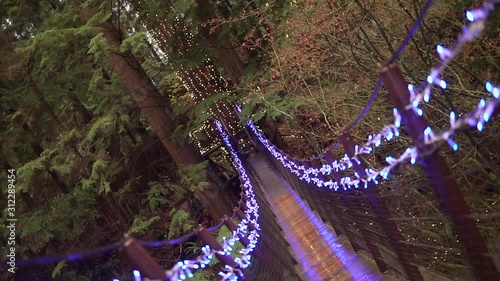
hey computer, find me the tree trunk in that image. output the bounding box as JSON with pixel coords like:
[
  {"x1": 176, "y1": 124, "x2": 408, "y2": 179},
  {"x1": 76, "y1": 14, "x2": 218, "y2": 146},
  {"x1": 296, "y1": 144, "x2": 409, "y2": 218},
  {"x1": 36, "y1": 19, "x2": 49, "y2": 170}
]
[{"x1": 81, "y1": 8, "x2": 232, "y2": 220}]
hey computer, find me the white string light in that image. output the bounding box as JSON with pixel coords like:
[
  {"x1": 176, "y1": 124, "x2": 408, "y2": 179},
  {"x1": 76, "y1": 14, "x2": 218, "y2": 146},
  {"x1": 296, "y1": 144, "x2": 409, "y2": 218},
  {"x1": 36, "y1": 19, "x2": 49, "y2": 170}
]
[
  {"x1": 121, "y1": 118, "x2": 261, "y2": 281},
  {"x1": 248, "y1": 76, "x2": 498, "y2": 192}
]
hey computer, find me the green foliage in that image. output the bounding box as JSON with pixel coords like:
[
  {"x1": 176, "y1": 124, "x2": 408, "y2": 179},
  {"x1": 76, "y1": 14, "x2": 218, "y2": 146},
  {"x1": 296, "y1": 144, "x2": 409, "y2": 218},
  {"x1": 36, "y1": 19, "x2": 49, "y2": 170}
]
[
  {"x1": 214, "y1": 224, "x2": 244, "y2": 261},
  {"x1": 129, "y1": 216, "x2": 160, "y2": 235},
  {"x1": 184, "y1": 241, "x2": 202, "y2": 256},
  {"x1": 83, "y1": 0, "x2": 112, "y2": 24},
  {"x1": 146, "y1": 181, "x2": 170, "y2": 212},
  {"x1": 19, "y1": 210, "x2": 55, "y2": 253},
  {"x1": 88, "y1": 70, "x2": 106, "y2": 91},
  {"x1": 17, "y1": 189, "x2": 99, "y2": 254},
  {"x1": 240, "y1": 89, "x2": 303, "y2": 123},
  {"x1": 83, "y1": 114, "x2": 115, "y2": 148},
  {"x1": 1, "y1": 0, "x2": 208, "y2": 279},
  {"x1": 52, "y1": 261, "x2": 67, "y2": 278},
  {"x1": 190, "y1": 270, "x2": 216, "y2": 281},
  {"x1": 16, "y1": 157, "x2": 46, "y2": 192},
  {"x1": 168, "y1": 209, "x2": 194, "y2": 239},
  {"x1": 173, "y1": 92, "x2": 238, "y2": 140},
  {"x1": 178, "y1": 161, "x2": 209, "y2": 192},
  {"x1": 172, "y1": 0, "x2": 197, "y2": 17},
  {"x1": 120, "y1": 32, "x2": 149, "y2": 53},
  {"x1": 88, "y1": 33, "x2": 110, "y2": 64},
  {"x1": 89, "y1": 159, "x2": 112, "y2": 194}
]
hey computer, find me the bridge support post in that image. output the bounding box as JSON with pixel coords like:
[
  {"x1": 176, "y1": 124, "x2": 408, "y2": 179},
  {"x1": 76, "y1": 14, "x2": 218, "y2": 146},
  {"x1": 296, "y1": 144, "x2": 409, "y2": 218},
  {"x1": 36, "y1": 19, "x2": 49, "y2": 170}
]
[
  {"x1": 119, "y1": 235, "x2": 169, "y2": 280},
  {"x1": 340, "y1": 133, "x2": 423, "y2": 280},
  {"x1": 381, "y1": 63, "x2": 500, "y2": 280}
]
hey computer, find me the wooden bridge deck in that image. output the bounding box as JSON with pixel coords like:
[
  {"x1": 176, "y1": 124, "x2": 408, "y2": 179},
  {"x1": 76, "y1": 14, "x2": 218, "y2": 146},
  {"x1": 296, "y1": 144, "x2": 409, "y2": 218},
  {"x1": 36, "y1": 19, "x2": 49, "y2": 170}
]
[{"x1": 247, "y1": 153, "x2": 397, "y2": 281}]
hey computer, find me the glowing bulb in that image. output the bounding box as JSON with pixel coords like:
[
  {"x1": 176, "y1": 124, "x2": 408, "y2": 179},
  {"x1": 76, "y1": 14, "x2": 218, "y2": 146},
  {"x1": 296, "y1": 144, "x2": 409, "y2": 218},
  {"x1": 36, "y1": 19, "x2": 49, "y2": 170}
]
[
  {"x1": 484, "y1": 111, "x2": 491, "y2": 122},
  {"x1": 436, "y1": 45, "x2": 444, "y2": 54},
  {"x1": 447, "y1": 138, "x2": 459, "y2": 152},
  {"x1": 485, "y1": 82, "x2": 493, "y2": 92},
  {"x1": 387, "y1": 131, "x2": 394, "y2": 141},
  {"x1": 424, "y1": 94, "x2": 430, "y2": 102},
  {"x1": 493, "y1": 88, "x2": 500, "y2": 99},
  {"x1": 133, "y1": 270, "x2": 141, "y2": 281},
  {"x1": 424, "y1": 127, "x2": 432, "y2": 136},
  {"x1": 466, "y1": 11, "x2": 474, "y2": 21}
]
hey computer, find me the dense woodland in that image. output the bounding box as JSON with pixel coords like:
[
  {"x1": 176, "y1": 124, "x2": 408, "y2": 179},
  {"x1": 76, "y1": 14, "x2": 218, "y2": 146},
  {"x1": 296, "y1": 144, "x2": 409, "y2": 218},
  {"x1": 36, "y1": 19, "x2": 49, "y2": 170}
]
[{"x1": 1, "y1": 0, "x2": 499, "y2": 280}]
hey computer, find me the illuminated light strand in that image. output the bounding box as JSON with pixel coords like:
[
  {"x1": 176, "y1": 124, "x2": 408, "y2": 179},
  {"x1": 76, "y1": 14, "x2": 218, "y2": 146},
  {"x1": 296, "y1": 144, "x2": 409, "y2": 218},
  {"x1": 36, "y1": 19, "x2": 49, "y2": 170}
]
[
  {"x1": 247, "y1": 78, "x2": 499, "y2": 192},
  {"x1": 337, "y1": 1, "x2": 498, "y2": 164},
  {"x1": 246, "y1": 121, "x2": 357, "y2": 190},
  {"x1": 426, "y1": 82, "x2": 499, "y2": 147},
  {"x1": 410, "y1": 0, "x2": 497, "y2": 110},
  {"x1": 316, "y1": 1, "x2": 494, "y2": 164},
  {"x1": 317, "y1": 1, "x2": 498, "y2": 170},
  {"x1": 214, "y1": 119, "x2": 261, "y2": 280},
  {"x1": 165, "y1": 245, "x2": 218, "y2": 280},
  {"x1": 351, "y1": 82, "x2": 500, "y2": 186},
  {"x1": 164, "y1": 222, "x2": 258, "y2": 281},
  {"x1": 122, "y1": 119, "x2": 261, "y2": 281}
]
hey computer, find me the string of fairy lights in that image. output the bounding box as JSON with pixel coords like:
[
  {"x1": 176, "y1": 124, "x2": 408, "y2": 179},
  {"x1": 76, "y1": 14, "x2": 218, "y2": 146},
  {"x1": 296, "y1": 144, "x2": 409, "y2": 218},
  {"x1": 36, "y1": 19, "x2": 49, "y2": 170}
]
[
  {"x1": 140, "y1": 0, "x2": 242, "y2": 152},
  {"x1": 242, "y1": 1, "x2": 499, "y2": 194},
  {"x1": 112, "y1": 120, "x2": 260, "y2": 281},
  {"x1": 213, "y1": 119, "x2": 261, "y2": 280}
]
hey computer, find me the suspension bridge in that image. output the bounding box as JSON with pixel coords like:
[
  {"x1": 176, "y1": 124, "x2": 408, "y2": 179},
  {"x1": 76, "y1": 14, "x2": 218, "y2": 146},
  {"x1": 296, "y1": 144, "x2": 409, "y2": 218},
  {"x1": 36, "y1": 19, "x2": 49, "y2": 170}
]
[{"x1": 7, "y1": 0, "x2": 500, "y2": 280}]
